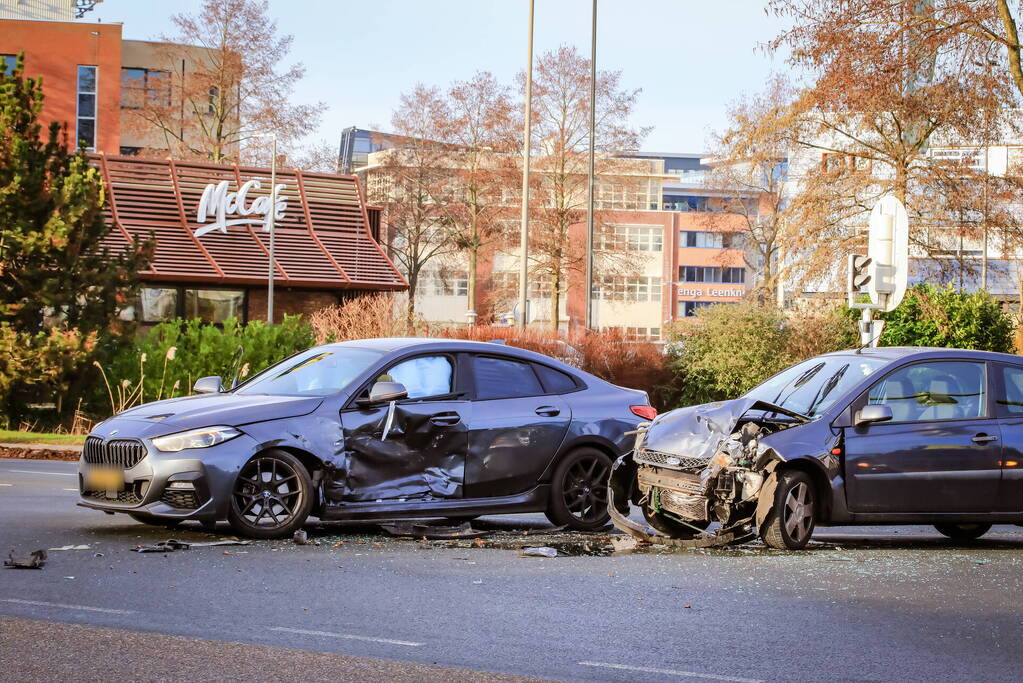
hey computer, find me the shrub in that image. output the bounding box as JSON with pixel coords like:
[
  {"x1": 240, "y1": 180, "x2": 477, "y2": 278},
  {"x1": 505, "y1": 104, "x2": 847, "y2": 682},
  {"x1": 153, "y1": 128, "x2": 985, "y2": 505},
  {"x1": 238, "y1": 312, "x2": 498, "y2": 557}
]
[
  {"x1": 97, "y1": 316, "x2": 314, "y2": 416},
  {"x1": 309, "y1": 294, "x2": 429, "y2": 343}
]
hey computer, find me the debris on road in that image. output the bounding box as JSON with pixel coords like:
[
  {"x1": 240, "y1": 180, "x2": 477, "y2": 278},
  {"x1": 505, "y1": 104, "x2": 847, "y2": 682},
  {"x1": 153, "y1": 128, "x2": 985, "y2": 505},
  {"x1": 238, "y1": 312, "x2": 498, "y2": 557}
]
[
  {"x1": 48, "y1": 544, "x2": 91, "y2": 551},
  {"x1": 293, "y1": 530, "x2": 320, "y2": 546},
  {"x1": 132, "y1": 538, "x2": 251, "y2": 553},
  {"x1": 520, "y1": 546, "x2": 558, "y2": 558},
  {"x1": 380, "y1": 521, "x2": 490, "y2": 540},
  {"x1": 4, "y1": 549, "x2": 47, "y2": 569}
]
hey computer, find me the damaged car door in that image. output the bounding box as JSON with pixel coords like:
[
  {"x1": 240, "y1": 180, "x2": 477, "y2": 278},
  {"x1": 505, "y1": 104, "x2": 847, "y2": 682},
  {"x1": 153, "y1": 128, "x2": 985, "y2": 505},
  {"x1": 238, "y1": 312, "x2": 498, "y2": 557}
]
[{"x1": 337, "y1": 354, "x2": 471, "y2": 502}]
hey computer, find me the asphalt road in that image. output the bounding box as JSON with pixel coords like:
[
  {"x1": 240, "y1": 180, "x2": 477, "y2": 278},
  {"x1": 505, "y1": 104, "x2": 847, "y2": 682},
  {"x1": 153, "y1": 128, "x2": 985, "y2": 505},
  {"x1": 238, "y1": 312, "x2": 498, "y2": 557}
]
[{"x1": 2, "y1": 458, "x2": 1023, "y2": 682}]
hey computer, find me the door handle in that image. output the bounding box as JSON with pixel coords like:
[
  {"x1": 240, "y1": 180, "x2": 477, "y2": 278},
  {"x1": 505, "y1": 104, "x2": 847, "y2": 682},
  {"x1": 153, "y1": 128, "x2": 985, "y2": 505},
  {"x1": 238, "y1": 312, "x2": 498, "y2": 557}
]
[
  {"x1": 535, "y1": 406, "x2": 560, "y2": 417},
  {"x1": 430, "y1": 413, "x2": 461, "y2": 427},
  {"x1": 972, "y1": 434, "x2": 998, "y2": 443}
]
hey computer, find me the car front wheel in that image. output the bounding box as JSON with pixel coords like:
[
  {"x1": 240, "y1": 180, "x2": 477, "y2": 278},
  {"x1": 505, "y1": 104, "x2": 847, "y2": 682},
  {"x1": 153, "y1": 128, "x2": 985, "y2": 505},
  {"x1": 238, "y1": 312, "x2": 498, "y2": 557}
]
[
  {"x1": 228, "y1": 450, "x2": 314, "y2": 539},
  {"x1": 545, "y1": 447, "x2": 612, "y2": 531},
  {"x1": 934, "y1": 523, "x2": 991, "y2": 540},
  {"x1": 760, "y1": 470, "x2": 816, "y2": 550}
]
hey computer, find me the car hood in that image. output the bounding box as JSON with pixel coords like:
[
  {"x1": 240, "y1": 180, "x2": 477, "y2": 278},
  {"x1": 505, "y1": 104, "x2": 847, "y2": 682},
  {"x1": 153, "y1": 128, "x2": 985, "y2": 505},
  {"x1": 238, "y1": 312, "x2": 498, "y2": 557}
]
[
  {"x1": 642, "y1": 397, "x2": 809, "y2": 458},
  {"x1": 105, "y1": 393, "x2": 323, "y2": 433}
]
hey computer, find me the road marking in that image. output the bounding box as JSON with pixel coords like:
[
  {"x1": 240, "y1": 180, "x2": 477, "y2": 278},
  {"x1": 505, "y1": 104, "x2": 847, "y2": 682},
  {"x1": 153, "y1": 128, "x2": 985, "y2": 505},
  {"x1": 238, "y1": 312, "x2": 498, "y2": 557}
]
[
  {"x1": 269, "y1": 626, "x2": 423, "y2": 647},
  {"x1": 0, "y1": 483, "x2": 11, "y2": 486},
  {"x1": 6, "y1": 470, "x2": 76, "y2": 477},
  {"x1": 1, "y1": 598, "x2": 135, "y2": 615},
  {"x1": 62, "y1": 488, "x2": 79, "y2": 492},
  {"x1": 578, "y1": 661, "x2": 763, "y2": 682}
]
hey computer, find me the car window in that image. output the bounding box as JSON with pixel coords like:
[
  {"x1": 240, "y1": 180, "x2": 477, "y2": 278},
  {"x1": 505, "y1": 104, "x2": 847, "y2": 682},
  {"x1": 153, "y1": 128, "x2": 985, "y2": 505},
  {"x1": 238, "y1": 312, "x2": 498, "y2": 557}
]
[
  {"x1": 997, "y1": 365, "x2": 1023, "y2": 415},
  {"x1": 473, "y1": 356, "x2": 543, "y2": 400},
  {"x1": 534, "y1": 364, "x2": 578, "y2": 393},
  {"x1": 379, "y1": 355, "x2": 454, "y2": 399},
  {"x1": 745, "y1": 356, "x2": 885, "y2": 418},
  {"x1": 867, "y1": 361, "x2": 986, "y2": 422},
  {"x1": 234, "y1": 347, "x2": 383, "y2": 397}
]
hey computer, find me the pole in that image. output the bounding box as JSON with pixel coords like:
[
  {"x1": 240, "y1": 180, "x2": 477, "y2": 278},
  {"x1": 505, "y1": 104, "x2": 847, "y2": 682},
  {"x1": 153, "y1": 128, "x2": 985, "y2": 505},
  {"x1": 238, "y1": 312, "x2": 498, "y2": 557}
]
[
  {"x1": 982, "y1": 144, "x2": 989, "y2": 290},
  {"x1": 267, "y1": 135, "x2": 277, "y2": 324},
  {"x1": 584, "y1": 0, "x2": 597, "y2": 331},
  {"x1": 517, "y1": 0, "x2": 535, "y2": 329}
]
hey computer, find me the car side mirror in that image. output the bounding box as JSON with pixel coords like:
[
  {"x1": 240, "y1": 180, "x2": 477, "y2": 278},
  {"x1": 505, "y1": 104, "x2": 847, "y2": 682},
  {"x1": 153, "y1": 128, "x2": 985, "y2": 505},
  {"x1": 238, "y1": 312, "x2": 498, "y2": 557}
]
[
  {"x1": 855, "y1": 404, "x2": 893, "y2": 426},
  {"x1": 361, "y1": 381, "x2": 408, "y2": 406},
  {"x1": 193, "y1": 376, "x2": 224, "y2": 394}
]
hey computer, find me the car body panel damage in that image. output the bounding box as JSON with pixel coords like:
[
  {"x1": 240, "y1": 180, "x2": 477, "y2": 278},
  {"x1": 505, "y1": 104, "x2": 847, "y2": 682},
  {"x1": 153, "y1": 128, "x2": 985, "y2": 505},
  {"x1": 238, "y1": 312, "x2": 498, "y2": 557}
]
[{"x1": 610, "y1": 397, "x2": 803, "y2": 548}]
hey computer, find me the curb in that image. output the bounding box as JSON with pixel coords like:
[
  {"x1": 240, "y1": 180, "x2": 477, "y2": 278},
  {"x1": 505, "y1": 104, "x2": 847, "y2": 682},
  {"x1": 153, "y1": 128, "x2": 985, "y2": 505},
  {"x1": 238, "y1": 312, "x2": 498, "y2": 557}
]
[{"x1": 0, "y1": 442, "x2": 82, "y2": 462}]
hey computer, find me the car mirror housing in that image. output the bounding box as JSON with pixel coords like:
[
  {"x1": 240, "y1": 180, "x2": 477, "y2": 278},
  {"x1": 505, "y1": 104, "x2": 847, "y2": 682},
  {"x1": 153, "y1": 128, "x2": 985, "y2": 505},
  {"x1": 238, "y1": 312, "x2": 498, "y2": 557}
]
[
  {"x1": 362, "y1": 381, "x2": 408, "y2": 406},
  {"x1": 193, "y1": 376, "x2": 224, "y2": 394},
  {"x1": 855, "y1": 403, "x2": 893, "y2": 426}
]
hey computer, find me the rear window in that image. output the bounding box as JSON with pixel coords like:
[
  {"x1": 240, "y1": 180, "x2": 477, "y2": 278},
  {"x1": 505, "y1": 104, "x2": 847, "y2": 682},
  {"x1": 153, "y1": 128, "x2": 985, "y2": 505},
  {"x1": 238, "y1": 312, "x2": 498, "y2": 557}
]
[
  {"x1": 534, "y1": 364, "x2": 578, "y2": 393},
  {"x1": 473, "y1": 356, "x2": 544, "y2": 400}
]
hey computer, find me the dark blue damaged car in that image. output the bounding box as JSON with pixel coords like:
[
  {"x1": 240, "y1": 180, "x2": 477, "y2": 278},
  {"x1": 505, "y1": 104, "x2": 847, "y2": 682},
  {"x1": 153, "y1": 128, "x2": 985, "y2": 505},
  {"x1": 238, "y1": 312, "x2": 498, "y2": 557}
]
[{"x1": 79, "y1": 338, "x2": 654, "y2": 538}]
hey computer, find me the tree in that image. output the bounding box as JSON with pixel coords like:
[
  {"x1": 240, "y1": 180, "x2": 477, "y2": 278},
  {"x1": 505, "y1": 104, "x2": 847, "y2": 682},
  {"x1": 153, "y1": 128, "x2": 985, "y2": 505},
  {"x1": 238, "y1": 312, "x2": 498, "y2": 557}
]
[
  {"x1": 438, "y1": 72, "x2": 518, "y2": 322},
  {"x1": 368, "y1": 85, "x2": 458, "y2": 325},
  {"x1": 524, "y1": 46, "x2": 649, "y2": 330},
  {"x1": 123, "y1": 0, "x2": 324, "y2": 164},
  {"x1": 0, "y1": 53, "x2": 150, "y2": 335}
]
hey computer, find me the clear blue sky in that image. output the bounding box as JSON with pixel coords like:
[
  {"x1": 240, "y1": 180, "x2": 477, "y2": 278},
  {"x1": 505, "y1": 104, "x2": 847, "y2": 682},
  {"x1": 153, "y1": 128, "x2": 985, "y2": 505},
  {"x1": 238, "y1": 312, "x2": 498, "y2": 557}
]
[{"x1": 91, "y1": 0, "x2": 791, "y2": 153}]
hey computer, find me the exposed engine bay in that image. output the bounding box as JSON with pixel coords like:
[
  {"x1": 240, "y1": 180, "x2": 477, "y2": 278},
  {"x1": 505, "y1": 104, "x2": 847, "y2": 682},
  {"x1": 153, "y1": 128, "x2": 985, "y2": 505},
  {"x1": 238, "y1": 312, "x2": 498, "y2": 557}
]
[{"x1": 609, "y1": 398, "x2": 810, "y2": 548}]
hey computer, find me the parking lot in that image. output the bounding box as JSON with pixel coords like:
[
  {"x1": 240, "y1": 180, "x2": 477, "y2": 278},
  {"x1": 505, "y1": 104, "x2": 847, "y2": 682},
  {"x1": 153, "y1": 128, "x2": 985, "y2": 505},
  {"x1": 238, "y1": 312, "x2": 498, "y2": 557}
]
[{"x1": 3, "y1": 458, "x2": 1023, "y2": 682}]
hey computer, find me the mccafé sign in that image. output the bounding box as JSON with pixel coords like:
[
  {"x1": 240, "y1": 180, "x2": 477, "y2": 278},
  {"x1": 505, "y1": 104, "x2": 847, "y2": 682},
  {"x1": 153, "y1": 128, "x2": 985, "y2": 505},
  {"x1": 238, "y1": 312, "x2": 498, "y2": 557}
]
[{"x1": 194, "y1": 179, "x2": 288, "y2": 238}]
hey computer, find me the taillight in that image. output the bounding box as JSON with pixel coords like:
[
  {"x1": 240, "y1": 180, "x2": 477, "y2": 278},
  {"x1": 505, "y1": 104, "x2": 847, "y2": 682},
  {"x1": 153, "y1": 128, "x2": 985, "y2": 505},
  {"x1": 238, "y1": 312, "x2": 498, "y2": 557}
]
[{"x1": 630, "y1": 405, "x2": 657, "y2": 421}]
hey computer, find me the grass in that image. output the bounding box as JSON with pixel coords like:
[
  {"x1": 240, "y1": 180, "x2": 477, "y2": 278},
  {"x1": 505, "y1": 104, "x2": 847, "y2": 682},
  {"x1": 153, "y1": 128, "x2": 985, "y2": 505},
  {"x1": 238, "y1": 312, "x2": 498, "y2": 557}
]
[{"x1": 0, "y1": 430, "x2": 86, "y2": 446}]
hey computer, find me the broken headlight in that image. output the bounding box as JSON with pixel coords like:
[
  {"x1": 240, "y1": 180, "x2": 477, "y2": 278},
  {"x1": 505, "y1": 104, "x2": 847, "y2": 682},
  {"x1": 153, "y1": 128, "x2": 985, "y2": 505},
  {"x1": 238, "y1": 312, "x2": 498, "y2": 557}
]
[{"x1": 151, "y1": 426, "x2": 241, "y2": 452}]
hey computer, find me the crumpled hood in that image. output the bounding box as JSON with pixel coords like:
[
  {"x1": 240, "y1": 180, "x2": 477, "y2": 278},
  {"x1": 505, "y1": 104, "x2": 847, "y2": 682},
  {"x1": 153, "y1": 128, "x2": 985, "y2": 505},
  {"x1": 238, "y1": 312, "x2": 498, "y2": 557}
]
[
  {"x1": 110, "y1": 393, "x2": 323, "y2": 432},
  {"x1": 641, "y1": 398, "x2": 759, "y2": 461}
]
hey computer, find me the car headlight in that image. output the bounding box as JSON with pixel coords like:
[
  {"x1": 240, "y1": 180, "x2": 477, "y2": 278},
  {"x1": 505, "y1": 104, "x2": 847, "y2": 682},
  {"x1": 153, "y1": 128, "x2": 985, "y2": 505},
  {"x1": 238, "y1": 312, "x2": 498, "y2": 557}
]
[{"x1": 151, "y1": 426, "x2": 241, "y2": 453}]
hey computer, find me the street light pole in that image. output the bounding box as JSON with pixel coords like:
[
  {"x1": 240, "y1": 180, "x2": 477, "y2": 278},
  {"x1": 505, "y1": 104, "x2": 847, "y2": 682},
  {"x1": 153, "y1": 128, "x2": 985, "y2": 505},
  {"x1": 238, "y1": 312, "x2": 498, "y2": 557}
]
[
  {"x1": 584, "y1": 0, "x2": 597, "y2": 331},
  {"x1": 266, "y1": 134, "x2": 278, "y2": 324},
  {"x1": 517, "y1": 0, "x2": 535, "y2": 329}
]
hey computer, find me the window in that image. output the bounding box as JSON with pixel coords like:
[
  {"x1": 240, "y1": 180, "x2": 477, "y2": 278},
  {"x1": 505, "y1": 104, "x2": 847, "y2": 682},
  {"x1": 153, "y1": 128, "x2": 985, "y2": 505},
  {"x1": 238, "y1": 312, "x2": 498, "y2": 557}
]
[
  {"x1": 382, "y1": 355, "x2": 454, "y2": 399},
  {"x1": 120, "y1": 67, "x2": 170, "y2": 109},
  {"x1": 998, "y1": 365, "x2": 1023, "y2": 415},
  {"x1": 416, "y1": 271, "x2": 468, "y2": 297},
  {"x1": 534, "y1": 364, "x2": 578, "y2": 393},
  {"x1": 119, "y1": 146, "x2": 141, "y2": 156},
  {"x1": 236, "y1": 347, "x2": 384, "y2": 397},
  {"x1": 681, "y1": 231, "x2": 743, "y2": 249},
  {"x1": 679, "y1": 266, "x2": 745, "y2": 284},
  {"x1": 596, "y1": 225, "x2": 663, "y2": 252},
  {"x1": 867, "y1": 361, "x2": 986, "y2": 422},
  {"x1": 76, "y1": 65, "x2": 97, "y2": 151},
  {"x1": 133, "y1": 287, "x2": 178, "y2": 322},
  {"x1": 184, "y1": 289, "x2": 244, "y2": 323},
  {"x1": 1, "y1": 54, "x2": 16, "y2": 75},
  {"x1": 748, "y1": 356, "x2": 886, "y2": 418},
  {"x1": 593, "y1": 276, "x2": 661, "y2": 302},
  {"x1": 603, "y1": 326, "x2": 661, "y2": 341},
  {"x1": 679, "y1": 300, "x2": 714, "y2": 318},
  {"x1": 473, "y1": 356, "x2": 543, "y2": 400}
]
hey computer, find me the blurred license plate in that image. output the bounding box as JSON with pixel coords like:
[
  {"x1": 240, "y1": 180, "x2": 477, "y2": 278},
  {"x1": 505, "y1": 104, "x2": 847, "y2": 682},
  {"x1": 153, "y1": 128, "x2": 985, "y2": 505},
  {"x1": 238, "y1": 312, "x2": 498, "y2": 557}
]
[{"x1": 84, "y1": 466, "x2": 124, "y2": 491}]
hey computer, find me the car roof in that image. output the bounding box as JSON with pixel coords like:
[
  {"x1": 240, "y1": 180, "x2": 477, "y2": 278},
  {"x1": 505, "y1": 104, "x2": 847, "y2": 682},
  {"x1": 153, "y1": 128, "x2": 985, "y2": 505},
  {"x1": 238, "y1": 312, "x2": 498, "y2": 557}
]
[{"x1": 817, "y1": 346, "x2": 1023, "y2": 364}]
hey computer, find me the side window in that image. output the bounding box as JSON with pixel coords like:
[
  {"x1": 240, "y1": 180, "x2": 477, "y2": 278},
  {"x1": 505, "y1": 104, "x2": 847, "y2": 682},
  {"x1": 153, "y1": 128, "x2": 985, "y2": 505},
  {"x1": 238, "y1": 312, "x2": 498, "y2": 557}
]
[
  {"x1": 997, "y1": 365, "x2": 1023, "y2": 415},
  {"x1": 380, "y1": 355, "x2": 453, "y2": 399},
  {"x1": 534, "y1": 364, "x2": 578, "y2": 394},
  {"x1": 473, "y1": 356, "x2": 544, "y2": 400},
  {"x1": 867, "y1": 361, "x2": 986, "y2": 422}
]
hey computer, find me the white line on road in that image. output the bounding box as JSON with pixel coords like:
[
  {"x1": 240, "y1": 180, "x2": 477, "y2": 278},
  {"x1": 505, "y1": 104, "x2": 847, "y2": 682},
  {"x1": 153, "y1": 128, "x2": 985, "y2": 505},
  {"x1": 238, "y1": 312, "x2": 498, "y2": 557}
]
[
  {"x1": 6, "y1": 470, "x2": 76, "y2": 476},
  {"x1": 269, "y1": 626, "x2": 424, "y2": 647},
  {"x1": 62, "y1": 488, "x2": 79, "y2": 492},
  {"x1": 578, "y1": 661, "x2": 763, "y2": 683},
  {"x1": 0, "y1": 483, "x2": 11, "y2": 486},
  {"x1": 1, "y1": 598, "x2": 135, "y2": 615}
]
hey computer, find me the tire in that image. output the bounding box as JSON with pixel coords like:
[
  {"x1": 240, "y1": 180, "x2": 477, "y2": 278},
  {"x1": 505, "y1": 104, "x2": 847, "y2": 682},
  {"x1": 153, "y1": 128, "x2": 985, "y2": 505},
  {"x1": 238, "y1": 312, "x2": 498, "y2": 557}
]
[
  {"x1": 128, "y1": 513, "x2": 181, "y2": 529},
  {"x1": 227, "y1": 450, "x2": 314, "y2": 539},
  {"x1": 545, "y1": 447, "x2": 613, "y2": 531},
  {"x1": 760, "y1": 470, "x2": 816, "y2": 550},
  {"x1": 934, "y1": 523, "x2": 991, "y2": 540},
  {"x1": 642, "y1": 507, "x2": 710, "y2": 538}
]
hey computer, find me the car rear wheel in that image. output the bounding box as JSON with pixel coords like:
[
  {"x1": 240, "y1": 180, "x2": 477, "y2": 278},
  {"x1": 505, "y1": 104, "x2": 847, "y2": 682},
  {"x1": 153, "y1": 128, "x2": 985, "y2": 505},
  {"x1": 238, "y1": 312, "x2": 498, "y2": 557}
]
[
  {"x1": 934, "y1": 523, "x2": 991, "y2": 540},
  {"x1": 760, "y1": 470, "x2": 816, "y2": 550},
  {"x1": 642, "y1": 507, "x2": 710, "y2": 538},
  {"x1": 228, "y1": 450, "x2": 313, "y2": 539},
  {"x1": 545, "y1": 447, "x2": 612, "y2": 531}
]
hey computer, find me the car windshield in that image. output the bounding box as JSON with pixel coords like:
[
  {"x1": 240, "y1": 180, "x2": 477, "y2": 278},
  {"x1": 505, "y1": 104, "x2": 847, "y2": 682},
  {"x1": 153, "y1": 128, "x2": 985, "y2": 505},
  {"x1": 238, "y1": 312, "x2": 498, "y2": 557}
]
[
  {"x1": 744, "y1": 355, "x2": 887, "y2": 418},
  {"x1": 234, "y1": 347, "x2": 383, "y2": 397}
]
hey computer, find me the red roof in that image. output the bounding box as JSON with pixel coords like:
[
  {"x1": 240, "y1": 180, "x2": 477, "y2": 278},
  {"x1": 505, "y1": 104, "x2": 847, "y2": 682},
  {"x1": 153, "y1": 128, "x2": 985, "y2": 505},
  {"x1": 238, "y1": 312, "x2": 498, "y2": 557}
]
[{"x1": 93, "y1": 155, "x2": 407, "y2": 290}]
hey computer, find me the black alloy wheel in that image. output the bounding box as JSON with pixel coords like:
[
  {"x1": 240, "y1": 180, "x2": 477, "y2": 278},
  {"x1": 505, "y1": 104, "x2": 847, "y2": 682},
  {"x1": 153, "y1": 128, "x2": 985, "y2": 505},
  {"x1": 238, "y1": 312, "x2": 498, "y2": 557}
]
[
  {"x1": 760, "y1": 470, "x2": 816, "y2": 550},
  {"x1": 228, "y1": 450, "x2": 313, "y2": 539},
  {"x1": 934, "y1": 523, "x2": 991, "y2": 540},
  {"x1": 642, "y1": 507, "x2": 710, "y2": 538},
  {"x1": 545, "y1": 447, "x2": 612, "y2": 530}
]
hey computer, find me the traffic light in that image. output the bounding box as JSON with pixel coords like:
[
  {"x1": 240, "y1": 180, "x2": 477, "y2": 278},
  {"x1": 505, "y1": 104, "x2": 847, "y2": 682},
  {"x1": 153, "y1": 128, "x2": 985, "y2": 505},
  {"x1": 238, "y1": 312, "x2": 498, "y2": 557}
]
[{"x1": 848, "y1": 254, "x2": 872, "y2": 293}]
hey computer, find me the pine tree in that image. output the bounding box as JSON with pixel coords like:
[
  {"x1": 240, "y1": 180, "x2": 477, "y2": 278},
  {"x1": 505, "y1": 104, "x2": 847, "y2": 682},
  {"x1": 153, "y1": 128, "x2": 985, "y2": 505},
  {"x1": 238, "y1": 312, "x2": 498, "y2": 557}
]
[{"x1": 0, "y1": 53, "x2": 150, "y2": 335}]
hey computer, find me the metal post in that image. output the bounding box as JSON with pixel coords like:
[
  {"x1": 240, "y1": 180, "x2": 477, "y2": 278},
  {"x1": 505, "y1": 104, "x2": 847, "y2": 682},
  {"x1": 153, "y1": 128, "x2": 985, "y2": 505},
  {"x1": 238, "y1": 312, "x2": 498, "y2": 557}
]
[
  {"x1": 267, "y1": 135, "x2": 277, "y2": 324},
  {"x1": 584, "y1": 0, "x2": 597, "y2": 331},
  {"x1": 517, "y1": 0, "x2": 535, "y2": 329}
]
